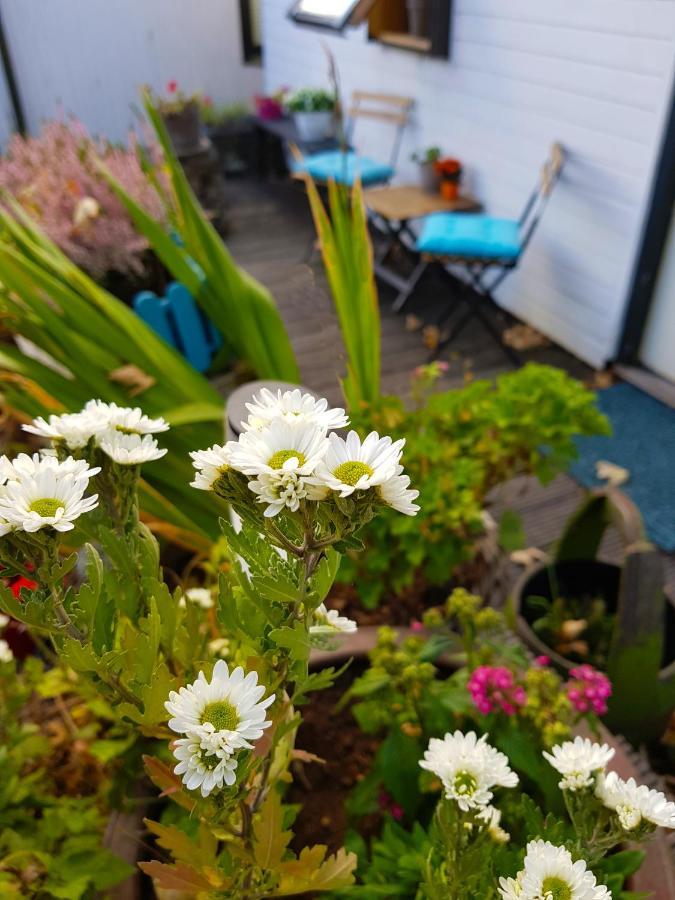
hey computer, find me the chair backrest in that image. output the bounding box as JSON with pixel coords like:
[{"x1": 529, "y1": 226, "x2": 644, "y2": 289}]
[
  {"x1": 133, "y1": 282, "x2": 222, "y2": 373},
  {"x1": 518, "y1": 142, "x2": 565, "y2": 253},
  {"x1": 345, "y1": 90, "x2": 414, "y2": 169}
]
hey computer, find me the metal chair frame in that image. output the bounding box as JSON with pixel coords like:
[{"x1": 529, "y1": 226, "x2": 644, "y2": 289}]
[{"x1": 343, "y1": 90, "x2": 414, "y2": 172}]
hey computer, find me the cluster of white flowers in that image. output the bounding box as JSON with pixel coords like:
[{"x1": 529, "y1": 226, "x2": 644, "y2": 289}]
[
  {"x1": 544, "y1": 737, "x2": 675, "y2": 832},
  {"x1": 165, "y1": 661, "x2": 274, "y2": 797},
  {"x1": 309, "y1": 602, "x2": 358, "y2": 649},
  {"x1": 0, "y1": 452, "x2": 99, "y2": 534},
  {"x1": 190, "y1": 388, "x2": 419, "y2": 518},
  {"x1": 419, "y1": 730, "x2": 518, "y2": 813},
  {"x1": 499, "y1": 840, "x2": 611, "y2": 900},
  {"x1": 24, "y1": 400, "x2": 168, "y2": 465}
]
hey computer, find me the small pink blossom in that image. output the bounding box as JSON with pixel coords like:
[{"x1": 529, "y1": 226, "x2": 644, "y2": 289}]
[
  {"x1": 468, "y1": 665, "x2": 527, "y2": 716},
  {"x1": 167, "y1": 80, "x2": 178, "y2": 94},
  {"x1": 378, "y1": 790, "x2": 404, "y2": 820},
  {"x1": 535, "y1": 655, "x2": 550, "y2": 667},
  {"x1": 566, "y1": 664, "x2": 612, "y2": 716},
  {"x1": 410, "y1": 619, "x2": 423, "y2": 633}
]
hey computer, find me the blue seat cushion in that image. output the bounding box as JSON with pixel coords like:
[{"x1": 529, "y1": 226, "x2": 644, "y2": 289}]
[
  {"x1": 294, "y1": 151, "x2": 394, "y2": 186},
  {"x1": 417, "y1": 213, "x2": 522, "y2": 260}
]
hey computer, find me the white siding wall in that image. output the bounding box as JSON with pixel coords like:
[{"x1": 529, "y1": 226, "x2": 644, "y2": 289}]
[
  {"x1": 0, "y1": 0, "x2": 262, "y2": 142},
  {"x1": 262, "y1": 0, "x2": 675, "y2": 368}
]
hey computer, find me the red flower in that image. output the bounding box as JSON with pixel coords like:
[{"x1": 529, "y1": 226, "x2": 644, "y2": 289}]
[
  {"x1": 433, "y1": 158, "x2": 462, "y2": 177},
  {"x1": 11, "y1": 575, "x2": 37, "y2": 599},
  {"x1": 167, "y1": 80, "x2": 178, "y2": 94}
]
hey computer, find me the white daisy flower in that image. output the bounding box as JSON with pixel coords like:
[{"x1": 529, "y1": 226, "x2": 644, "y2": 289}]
[
  {"x1": 23, "y1": 411, "x2": 101, "y2": 450},
  {"x1": 498, "y1": 872, "x2": 525, "y2": 900},
  {"x1": 181, "y1": 587, "x2": 214, "y2": 610},
  {"x1": 516, "y1": 840, "x2": 611, "y2": 900},
  {"x1": 208, "y1": 637, "x2": 230, "y2": 659},
  {"x1": 312, "y1": 431, "x2": 404, "y2": 498},
  {"x1": 377, "y1": 465, "x2": 420, "y2": 516},
  {"x1": 0, "y1": 638, "x2": 13, "y2": 663},
  {"x1": 419, "y1": 730, "x2": 518, "y2": 812},
  {"x1": 98, "y1": 431, "x2": 167, "y2": 466},
  {"x1": 190, "y1": 444, "x2": 232, "y2": 491},
  {"x1": 172, "y1": 734, "x2": 238, "y2": 797},
  {"x1": 84, "y1": 400, "x2": 169, "y2": 435},
  {"x1": 310, "y1": 603, "x2": 357, "y2": 637},
  {"x1": 247, "y1": 469, "x2": 328, "y2": 518},
  {"x1": 243, "y1": 388, "x2": 349, "y2": 432},
  {"x1": 477, "y1": 805, "x2": 510, "y2": 843},
  {"x1": 596, "y1": 772, "x2": 675, "y2": 831},
  {"x1": 543, "y1": 737, "x2": 615, "y2": 792},
  {"x1": 227, "y1": 419, "x2": 329, "y2": 478},
  {"x1": 3, "y1": 453, "x2": 100, "y2": 482},
  {"x1": 0, "y1": 613, "x2": 8, "y2": 628},
  {"x1": 166, "y1": 661, "x2": 274, "y2": 760},
  {"x1": 0, "y1": 469, "x2": 98, "y2": 533}
]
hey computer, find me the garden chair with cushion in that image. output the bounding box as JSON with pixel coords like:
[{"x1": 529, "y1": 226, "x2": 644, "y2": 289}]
[
  {"x1": 402, "y1": 142, "x2": 565, "y2": 366},
  {"x1": 292, "y1": 90, "x2": 414, "y2": 187}
]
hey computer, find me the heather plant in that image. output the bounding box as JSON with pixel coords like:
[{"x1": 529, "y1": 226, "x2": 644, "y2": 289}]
[
  {"x1": 0, "y1": 389, "x2": 417, "y2": 897},
  {"x1": 0, "y1": 117, "x2": 167, "y2": 280},
  {"x1": 340, "y1": 363, "x2": 611, "y2": 607}
]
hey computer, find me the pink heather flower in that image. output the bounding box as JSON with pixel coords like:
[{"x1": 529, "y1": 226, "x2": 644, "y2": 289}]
[
  {"x1": 378, "y1": 790, "x2": 404, "y2": 820},
  {"x1": 468, "y1": 666, "x2": 527, "y2": 716},
  {"x1": 390, "y1": 803, "x2": 404, "y2": 822},
  {"x1": 410, "y1": 619, "x2": 423, "y2": 633},
  {"x1": 535, "y1": 655, "x2": 550, "y2": 667},
  {"x1": 566, "y1": 665, "x2": 612, "y2": 716}
]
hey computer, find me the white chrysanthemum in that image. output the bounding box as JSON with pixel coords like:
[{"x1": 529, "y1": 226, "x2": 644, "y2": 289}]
[
  {"x1": 166, "y1": 660, "x2": 274, "y2": 759},
  {"x1": 190, "y1": 444, "x2": 232, "y2": 491},
  {"x1": 312, "y1": 431, "x2": 404, "y2": 498},
  {"x1": 477, "y1": 805, "x2": 510, "y2": 843},
  {"x1": 3, "y1": 452, "x2": 100, "y2": 482},
  {"x1": 84, "y1": 400, "x2": 169, "y2": 435},
  {"x1": 596, "y1": 772, "x2": 675, "y2": 831},
  {"x1": 0, "y1": 613, "x2": 8, "y2": 629},
  {"x1": 98, "y1": 431, "x2": 167, "y2": 465},
  {"x1": 0, "y1": 638, "x2": 12, "y2": 663},
  {"x1": 208, "y1": 637, "x2": 230, "y2": 659},
  {"x1": 377, "y1": 465, "x2": 420, "y2": 516},
  {"x1": 543, "y1": 737, "x2": 615, "y2": 792},
  {"x1": 23, "y1": 411, "x2": 102, "y2": 450},
  {"x1": 182, "y1": 587, "x2": 214, "y2": 610},
  {"x1": 310, "y1": 603, "x2": 358, "y2": 637},
  {"x1": 0, "y1": 469, "x2": 98, "y2": 533},
  {"x1": 227, "y1": 419, "x2": 329, "y2": 478},
  {"x1": 498, "y1": 872, "x2": 525, "y2": 900},
  {"x1": 172, "y1": 734, "x2": 238, "y2": 797},
  {"x1": 248, "y1": 469, "x2": 328, "y2": 518},
  {"x1": 419, "y1": 731, "x2": 518, "y2": 811},
  {"x1": 517, "y1": 840, "x2": 611, "y2": 900},
  {"x1": 243, "y1": 388, "x2": 349, "y2": 432}
]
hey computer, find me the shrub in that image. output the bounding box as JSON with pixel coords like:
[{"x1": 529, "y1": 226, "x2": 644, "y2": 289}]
[
  {"x1": 0, "y1": 117, "x2": 167, "y2": 280},
  {"x1": 286, "y1": 88, "x2": 336, "y2": 112}
]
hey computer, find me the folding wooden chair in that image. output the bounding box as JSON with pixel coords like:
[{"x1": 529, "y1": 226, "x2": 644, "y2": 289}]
[
  {"x1": 292, "y1": 90, "x2": 413, "y2": 187},
  {"x1": 410, "y1": 143, "x2": 565, "y2": 366},
  {"x1": 134, "y1": 282, "x2": 223, "y2": 373}
]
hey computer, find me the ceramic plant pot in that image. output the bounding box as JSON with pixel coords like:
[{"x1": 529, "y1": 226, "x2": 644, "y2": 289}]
[{"x1": 293, "y1": 110, "x2": 334, "y2": 142}]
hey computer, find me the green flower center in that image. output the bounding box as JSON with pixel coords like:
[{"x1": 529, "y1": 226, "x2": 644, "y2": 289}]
[
  {"x1": 268, "y1": 449, "x2": 306, "y2": 470},
  {"x1": 29, "y1": 498, "x2": 65, "y2": 518},
  {"x1": 201, "y1": 752, "x2": 224, "y2": 771},
  {"x1": 115, "y1": 425, "x2": 140, "y2": 435},
  {"x1": 200, "y1": 700, "x2": 239, "y2": 732},
  {"x1": 541, "y1": 877, "x2": 572, "y2": 900},
  {"x1": 332, "y1": 461, "x2": 374, "y2": 486},
  {"x1": 453, "y1": 771, "x2": 477, "y2": 796}
]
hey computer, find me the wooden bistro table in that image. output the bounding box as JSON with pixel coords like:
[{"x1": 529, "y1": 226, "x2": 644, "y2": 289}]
[{"x1": 364, "y1": 184, "x2": 481, "y2": 311}]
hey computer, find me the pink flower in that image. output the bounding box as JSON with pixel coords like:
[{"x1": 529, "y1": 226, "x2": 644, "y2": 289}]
[
  {"x1": 468, "y1": 666, "x2": 527, "y2": 716},
  {"x1": 167, "y1": 80, "x2": 178, "y2": 94},
  {"x1": 390, "y1": 803, "x2": 404, "y2": 822},
  {"x1": 410, "y1": 619, "x2": 423, "y2": 633},
  {"x1": 535, "y1": 655, "x2": 550, "y2": 667},
  {"x1": 566, "y1": 664, "x2": 612, "y2": 716}
]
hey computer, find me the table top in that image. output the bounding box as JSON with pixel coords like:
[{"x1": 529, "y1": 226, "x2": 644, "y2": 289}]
[
  {"x1": 364, "y1": 184, "x2": 481, "y2": 221},
  {"x1": 255, "y1": 115, "x2": 345, "y2": 155}
]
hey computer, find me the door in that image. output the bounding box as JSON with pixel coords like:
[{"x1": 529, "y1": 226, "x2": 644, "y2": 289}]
[{"x1": 640, "y1": 205, "x2": 675, "y2": 382}]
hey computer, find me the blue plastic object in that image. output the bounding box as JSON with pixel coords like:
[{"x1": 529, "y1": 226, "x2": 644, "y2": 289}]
[
  {"x1": 417, "y1": 214, "x2": 522, "y2": 260},
  {"x1": 294, "y1": 150, "x2": 394, "y2": 186},
  {"x1": 133, "y1": 282, "x2": 222, "y2": 373}
]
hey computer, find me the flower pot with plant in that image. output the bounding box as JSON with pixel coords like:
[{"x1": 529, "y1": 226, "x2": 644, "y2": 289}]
[
  {"x1": 200, "y1": 98, "x2": 255, "y2": 175},
  {"x1": 434, "y1": 157, "x2": 463, "y2": 201},
  {"x1": 412, "y1": 146, "x2": 442, "y2": 192},
  {"x1": 512, "y1": 488, "x2": 675, "y2": 746},
  {"x1": 156, "y1": 80, "x2": 202, "y2": 155},
  {"x1": 286, "y1": 88, "x2": 336, "y2": 142}
]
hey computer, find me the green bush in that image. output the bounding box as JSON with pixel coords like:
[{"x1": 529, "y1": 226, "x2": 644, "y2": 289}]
[
  {"x1": 286, "y1": 88, "x2": 336, "y2": 113},
  {"x1": 340, "y1": 364, "x2": 610, "y2": 607}
]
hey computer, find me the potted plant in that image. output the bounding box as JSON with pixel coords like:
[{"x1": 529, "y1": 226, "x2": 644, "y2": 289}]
[
  {"x1": 200, "y1": 97, "x2": 255, "y2": 175},
  {"x1": 412, "y1": 146, "x2": 442, "y2": 192},
  {"x1": 155, "y1": 80, "x2": 202, "y2": 155},
  {"x1": 434, "y1": 157, "x2": 463, "y2": 200},
  {"x1": 511, "y1": 489, "x2": 675, "y2": 745},
  {"x1": 254, "y1": 87, "x2": 288, "y2": 121},
  {"x1": 286, "y1": 87, "x2": 336, "y2": 142}
]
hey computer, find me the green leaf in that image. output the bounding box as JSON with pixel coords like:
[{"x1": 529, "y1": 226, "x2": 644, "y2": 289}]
[
  {"x1": 269, "y1": 622, "x2": 311, "y2": 662},
  {"x1": 377, "y1": 729, "x2": 423, "y2": 817},
  {"x1": 276, "y1": 845, "x2": 357, "y2": 894},
  {"x1": 498, "y1": 509, "x2": 526, "y2": 552}
]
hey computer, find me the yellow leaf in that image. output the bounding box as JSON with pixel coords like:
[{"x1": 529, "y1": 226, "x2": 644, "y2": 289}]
[
  {"x1": 143, "y1": 755, "x2": 196, "y2": 812},
  {"x1": 139, "y1": 860, "x2": 226, "y2": 894},
  {"x1": 252, "y1": 791, "x2": 292, "y2": 869},
  {"x1": 276, "y1": 846, "x2": 357, "y2": 894},
  {"x1": 108, "y1": 363, "x2": 156, "y2": 396}
]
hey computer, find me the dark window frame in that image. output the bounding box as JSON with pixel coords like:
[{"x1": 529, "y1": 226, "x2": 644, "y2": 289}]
[{"x1": 240, "y1": 0, "x2": 262, "y2": 65}]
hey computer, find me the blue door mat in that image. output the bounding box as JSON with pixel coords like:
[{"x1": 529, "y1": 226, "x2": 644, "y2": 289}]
[{"x1": 570, "y1": 382, "x2": 675, "y2": 552}]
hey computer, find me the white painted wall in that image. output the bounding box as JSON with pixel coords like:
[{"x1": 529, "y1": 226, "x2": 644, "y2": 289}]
[
  {"x1": 0, "y1": 0, "x2": 262, "y2": 142},
  {"x1": 262, "y1": 0, "x2": 675, "y2": 368},
  {"x1": 640, "y1": 207, "x2": 675, "y2": 383}
]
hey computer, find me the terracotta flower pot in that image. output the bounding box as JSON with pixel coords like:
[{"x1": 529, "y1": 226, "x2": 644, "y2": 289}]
[
  {"x1": 161, "y1": 101, "x2": 202, "y2": 155},
  {"x1": 440, "y1": 180, "x2": 460, "y2": 201}
]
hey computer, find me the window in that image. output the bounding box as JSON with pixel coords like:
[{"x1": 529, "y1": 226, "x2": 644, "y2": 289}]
[
  {"x1": 288, "y1": 0, "x2": 451, "y2": 59},
  {"x1": 240, "y1": 0, "x2": 262, "y2": 64}
]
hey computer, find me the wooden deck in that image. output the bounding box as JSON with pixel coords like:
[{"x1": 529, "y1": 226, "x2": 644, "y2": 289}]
[{"x1": 223, "y1": 176, "x2": 675, "y2": 593}]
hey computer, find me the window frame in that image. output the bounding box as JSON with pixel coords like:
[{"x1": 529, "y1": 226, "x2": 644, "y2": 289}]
[{"x1": 240, "y1": 0, "x2": 262, "y2": 64}]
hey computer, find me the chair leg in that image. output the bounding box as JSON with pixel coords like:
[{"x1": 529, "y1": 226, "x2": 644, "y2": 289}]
[
  {"x1": 431, "y1": 307, "x2": 474, "y2": 361},
  {"x1": 391, "y1": 259, "x2": 428, "y2": 312},
  {"x1": 469, "y1": 291, "x2": 522, "y2": 367}
]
